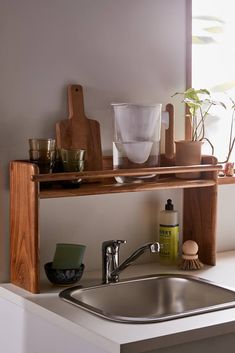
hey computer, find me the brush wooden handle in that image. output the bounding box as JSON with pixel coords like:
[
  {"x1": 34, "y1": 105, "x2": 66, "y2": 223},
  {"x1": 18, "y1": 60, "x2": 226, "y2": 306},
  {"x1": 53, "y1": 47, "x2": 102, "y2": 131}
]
[
  {"x1": 182, "y1": 240, "x2": 198, "y2": 255},
  {"x1": 180, "y1": 240, "x2": 203, "y2": 270},
  {"x1": 182, "y1": 254, "x2": 198, "y2": 260},
  {"x1": 182, "y1": 240, "x2": 199, "y2": 259},
  {"x1": 165, "y1": 103, "x2": 174, "y2": 160}
]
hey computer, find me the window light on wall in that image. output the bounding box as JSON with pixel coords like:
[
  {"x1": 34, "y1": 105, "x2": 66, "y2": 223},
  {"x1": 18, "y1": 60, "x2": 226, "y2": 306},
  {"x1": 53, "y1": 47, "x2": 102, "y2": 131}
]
[{"x1": 192, "y1": 0, "x2": 235, "y2": 163}]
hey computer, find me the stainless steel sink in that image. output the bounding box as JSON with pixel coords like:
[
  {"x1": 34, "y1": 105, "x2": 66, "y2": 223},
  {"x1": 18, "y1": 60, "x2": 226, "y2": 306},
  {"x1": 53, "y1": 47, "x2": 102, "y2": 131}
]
[{"x1": 59, "y1": 274, "x2": 235, "y2": 323}]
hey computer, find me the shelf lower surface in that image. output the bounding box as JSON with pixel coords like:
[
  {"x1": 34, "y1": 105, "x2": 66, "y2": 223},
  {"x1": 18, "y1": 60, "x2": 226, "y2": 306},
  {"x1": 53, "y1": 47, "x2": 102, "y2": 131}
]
[{"x1": 39, "y1": 177, "x2": 216, "y2": 199}]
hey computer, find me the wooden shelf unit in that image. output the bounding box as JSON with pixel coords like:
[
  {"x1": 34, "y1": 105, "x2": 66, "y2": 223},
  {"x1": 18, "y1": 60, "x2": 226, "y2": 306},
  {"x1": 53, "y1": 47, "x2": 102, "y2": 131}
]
[
  {"x1": 218, "y1": 175, "x2": 235, "y2": 185},
  {"x1": 10, "y1": 156, "x2": 221, "y2": 293}
]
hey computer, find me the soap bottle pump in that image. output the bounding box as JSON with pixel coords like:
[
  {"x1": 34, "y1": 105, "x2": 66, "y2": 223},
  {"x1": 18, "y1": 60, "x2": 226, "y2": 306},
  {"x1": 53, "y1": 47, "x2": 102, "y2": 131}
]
[{"x1": 159, "y1": 199, "x2": 179, "y2": 265}]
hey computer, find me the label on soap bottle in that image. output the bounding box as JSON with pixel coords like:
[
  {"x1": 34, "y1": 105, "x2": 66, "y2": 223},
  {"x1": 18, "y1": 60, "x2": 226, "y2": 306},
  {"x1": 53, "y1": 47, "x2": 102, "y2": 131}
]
[{"x1": 159, "y1": 225, "x2": 179, "y2": 264}]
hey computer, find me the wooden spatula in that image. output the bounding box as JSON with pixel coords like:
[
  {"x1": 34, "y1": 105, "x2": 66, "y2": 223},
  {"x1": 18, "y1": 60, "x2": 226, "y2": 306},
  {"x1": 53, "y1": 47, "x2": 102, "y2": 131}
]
[{"x1": 56, "y1": 84, "x2": 103, "y2": 171}]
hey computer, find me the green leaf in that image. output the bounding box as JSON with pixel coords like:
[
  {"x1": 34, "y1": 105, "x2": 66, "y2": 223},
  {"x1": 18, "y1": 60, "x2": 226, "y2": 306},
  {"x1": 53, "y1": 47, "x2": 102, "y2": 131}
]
[
  {"x1": 204, "y1": 26, "x2": 223, "y2": 34},
  {"x1": 192, "y1": 36, "x2": 216, "y2": 44},
  {"x1": 211, "y1": 80, "x2": 235, "y2": 92},
  {"x1": 193, "y1": 15, "x2": 225, "y2": 24}
]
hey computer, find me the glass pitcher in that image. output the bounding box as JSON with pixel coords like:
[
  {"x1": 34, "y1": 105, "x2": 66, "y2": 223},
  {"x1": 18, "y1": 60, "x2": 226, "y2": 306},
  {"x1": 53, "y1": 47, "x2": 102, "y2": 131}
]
[{"x1": 111, "y1": 103, "x2": 162, "y2": 183}]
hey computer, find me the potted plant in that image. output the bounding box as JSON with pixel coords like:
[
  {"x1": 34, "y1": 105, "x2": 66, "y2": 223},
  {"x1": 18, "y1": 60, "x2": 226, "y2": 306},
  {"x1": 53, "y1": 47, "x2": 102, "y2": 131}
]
[{"x1": 172, "y1": 88, "x2": 226, "y2": 178}]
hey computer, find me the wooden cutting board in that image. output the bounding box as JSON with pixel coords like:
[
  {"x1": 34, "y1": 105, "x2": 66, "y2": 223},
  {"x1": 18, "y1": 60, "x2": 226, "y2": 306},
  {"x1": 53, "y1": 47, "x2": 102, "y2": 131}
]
[{"x1": 56, "y1": 84, "x2": 103, "y2": 171}]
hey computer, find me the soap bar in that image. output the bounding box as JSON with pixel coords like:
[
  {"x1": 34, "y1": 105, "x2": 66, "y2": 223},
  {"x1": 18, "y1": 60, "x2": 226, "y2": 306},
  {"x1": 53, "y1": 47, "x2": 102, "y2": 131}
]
[{"x1": 52, "y1": 243, "x2": 86, "y2": 269}]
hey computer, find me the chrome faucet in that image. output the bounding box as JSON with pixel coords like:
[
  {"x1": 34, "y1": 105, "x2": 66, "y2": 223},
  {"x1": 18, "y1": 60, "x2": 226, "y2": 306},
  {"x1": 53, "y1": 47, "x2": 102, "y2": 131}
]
[{"x1": 102, "y1": 240, "x2": 160, "y2": 284}]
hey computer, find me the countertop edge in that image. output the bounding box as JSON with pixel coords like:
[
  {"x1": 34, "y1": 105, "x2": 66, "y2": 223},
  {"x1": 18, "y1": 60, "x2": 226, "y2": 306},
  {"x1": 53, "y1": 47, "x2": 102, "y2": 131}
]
[{"x1": 2, "y1": 251, "x2": 235, "y2": 353}]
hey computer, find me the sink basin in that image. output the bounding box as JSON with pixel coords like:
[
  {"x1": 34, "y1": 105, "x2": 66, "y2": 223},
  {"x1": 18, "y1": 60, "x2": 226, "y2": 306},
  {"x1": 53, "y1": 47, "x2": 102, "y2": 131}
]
[{"x1": 59, "y1": 274, "x2": 235, "y2": 323}]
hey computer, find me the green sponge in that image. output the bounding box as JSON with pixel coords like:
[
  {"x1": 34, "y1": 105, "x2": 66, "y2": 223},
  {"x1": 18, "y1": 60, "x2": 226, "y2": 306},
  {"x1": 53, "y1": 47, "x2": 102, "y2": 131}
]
[{"x1": 52, "y1": 243, "x2": 86, "y2": 269}]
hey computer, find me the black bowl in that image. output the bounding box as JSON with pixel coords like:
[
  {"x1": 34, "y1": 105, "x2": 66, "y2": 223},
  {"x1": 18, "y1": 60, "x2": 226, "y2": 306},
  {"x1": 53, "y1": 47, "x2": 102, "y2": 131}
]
[{"x1": 44, "y1": 262, "x2": 84, "y2": 286}]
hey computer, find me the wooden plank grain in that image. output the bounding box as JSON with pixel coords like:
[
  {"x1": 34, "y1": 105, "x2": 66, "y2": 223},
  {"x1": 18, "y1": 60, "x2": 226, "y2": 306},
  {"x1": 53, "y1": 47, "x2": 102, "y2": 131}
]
[
  {"x1": 10, "y1": 161, "x2": 40, "y2": 293},
  {"x1": 39, "y1": 178, "x2": 216, "y2": 199},
  {"x1": 183, "y1": 172, "x2": 218, "y2": 265},
  {"x1": 9, "y1": 155, "x2": 220, "y2": 292},
  {"x1": 56, "y1": 84, "x2": 103, "y2": 171},
  {"x1": 218, "y1": 176, "x2": 235, "y2": 185},
  {"x1": 32, "y1": 164, "x2": 222, "y2": 183}
]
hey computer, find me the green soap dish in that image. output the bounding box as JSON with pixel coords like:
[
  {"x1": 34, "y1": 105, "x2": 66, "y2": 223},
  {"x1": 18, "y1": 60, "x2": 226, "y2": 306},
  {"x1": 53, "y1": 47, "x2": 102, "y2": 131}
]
[{"x1": 52, "y1": 243, "x2": 86, "y2": 269}]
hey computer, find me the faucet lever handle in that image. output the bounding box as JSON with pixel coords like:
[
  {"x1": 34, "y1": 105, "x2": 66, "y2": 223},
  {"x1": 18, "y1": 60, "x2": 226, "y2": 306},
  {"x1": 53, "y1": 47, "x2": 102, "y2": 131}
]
[
  {"x1": 102, "y1": 239, "x2": 126, "y2": 254},
  {"x1": 115, "y1": 239, "x2": 127, "y2": 246},
  {"x1": 102, "y1": 240, "x2": 127, "y2": 284}
]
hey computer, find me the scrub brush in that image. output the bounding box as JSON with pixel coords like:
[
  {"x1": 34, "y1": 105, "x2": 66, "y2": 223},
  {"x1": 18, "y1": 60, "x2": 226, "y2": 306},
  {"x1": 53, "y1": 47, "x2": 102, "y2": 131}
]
[{"x1": 179, "y1": 240, "x2": 204, "y2": 270}]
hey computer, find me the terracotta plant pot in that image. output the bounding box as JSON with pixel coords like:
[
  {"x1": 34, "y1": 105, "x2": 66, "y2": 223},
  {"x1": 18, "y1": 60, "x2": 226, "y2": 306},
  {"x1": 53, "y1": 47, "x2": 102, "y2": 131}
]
[{"x1": 175, "y1": 140, "x2": 203, "y2": 179}]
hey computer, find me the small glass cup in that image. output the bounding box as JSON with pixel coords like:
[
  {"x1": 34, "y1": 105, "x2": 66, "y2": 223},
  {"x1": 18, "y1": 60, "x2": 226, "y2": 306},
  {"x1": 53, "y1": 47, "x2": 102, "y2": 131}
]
[
  {"x1": 29, "y1": 138, "x2": 56, "y2": 151},
  {"x1": 28, "y1": 138, "x2": 56, "y2": 174},
  {"x1": 59, "y1": 148, "x2": 86, "y2": 186},
  {"x1": 60, "y1": 148, "x2": 85, "y2": 172}
]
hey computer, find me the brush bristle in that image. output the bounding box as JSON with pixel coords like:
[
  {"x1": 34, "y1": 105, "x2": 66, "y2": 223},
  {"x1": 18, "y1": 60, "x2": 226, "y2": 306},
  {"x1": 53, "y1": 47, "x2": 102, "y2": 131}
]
[{"x1": 179, "y1": 258, "x2": 204, "y2": 271}]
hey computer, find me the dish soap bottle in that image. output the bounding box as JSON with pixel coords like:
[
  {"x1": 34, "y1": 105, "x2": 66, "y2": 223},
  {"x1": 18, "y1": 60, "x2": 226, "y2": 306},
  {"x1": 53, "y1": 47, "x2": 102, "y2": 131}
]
[{"x1": 159, "y1": 199, "x2": 179, "y2": 265}]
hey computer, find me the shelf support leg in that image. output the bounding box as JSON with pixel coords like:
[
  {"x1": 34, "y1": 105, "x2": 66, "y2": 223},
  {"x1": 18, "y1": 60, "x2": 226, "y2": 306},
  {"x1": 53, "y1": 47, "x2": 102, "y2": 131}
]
[
  {"x1": 183, "y1": 183, "x2": 217, "y2": 265},
  {"x1": 10, "y1": 161, "x2": 40, "y2": 293}
]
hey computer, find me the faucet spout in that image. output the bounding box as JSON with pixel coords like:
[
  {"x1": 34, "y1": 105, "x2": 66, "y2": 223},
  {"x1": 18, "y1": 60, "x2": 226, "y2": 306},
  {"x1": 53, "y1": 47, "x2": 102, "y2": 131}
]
[
  {"x1": 102, "y1": 240, "x2": 160, "y2": 284},
  {"x1": 111, "y1": 242, "x2": 160, "y2": 278}
]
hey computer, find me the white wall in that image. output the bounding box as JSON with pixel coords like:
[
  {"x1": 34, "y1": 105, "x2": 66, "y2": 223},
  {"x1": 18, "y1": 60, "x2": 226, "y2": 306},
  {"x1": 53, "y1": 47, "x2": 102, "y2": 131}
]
[
  {"x1": 1, "y1": 0, "x2": 191, "y2": 282},
  {"x1": 217, "y1": 185, "x2": 235, "y2": 251},
  {"x1": 39, "y1": 191, "x2": 183, "y2": 276}
]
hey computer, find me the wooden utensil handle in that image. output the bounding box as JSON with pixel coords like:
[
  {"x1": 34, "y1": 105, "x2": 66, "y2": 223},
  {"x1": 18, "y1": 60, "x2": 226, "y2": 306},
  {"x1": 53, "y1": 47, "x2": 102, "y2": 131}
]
[
  {"x1": 165, "y1": 103, "x2": 174, "y2": 160},
  {"x1": 68, "y1": 84, "x2": 86, "y2": 121}
]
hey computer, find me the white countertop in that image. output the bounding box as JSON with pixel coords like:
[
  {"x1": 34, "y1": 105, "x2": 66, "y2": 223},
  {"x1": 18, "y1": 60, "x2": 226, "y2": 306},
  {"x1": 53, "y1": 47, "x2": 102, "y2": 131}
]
[{"x1": 2, "y1": 251, "x2": 235, "y2": 353}]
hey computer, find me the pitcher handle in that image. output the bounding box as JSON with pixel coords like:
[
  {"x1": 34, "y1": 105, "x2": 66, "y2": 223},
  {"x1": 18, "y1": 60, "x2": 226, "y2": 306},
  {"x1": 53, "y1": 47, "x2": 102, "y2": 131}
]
[{"x1": 165, "y1": 103, "x2": 175, "y2": 160}]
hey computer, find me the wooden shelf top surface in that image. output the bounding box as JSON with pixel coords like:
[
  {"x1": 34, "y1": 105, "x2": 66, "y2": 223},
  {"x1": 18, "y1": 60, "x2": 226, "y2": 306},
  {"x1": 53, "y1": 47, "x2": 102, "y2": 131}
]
[
  {"x1": 218, "y1": 175, "x2": 235, "y2": 185},
  {"x1": 40, "y1": 177, "x2": 217, "y2": 199},
  {"x1": 33, "y1": 163, "x2": 222, "y2": 183},
  {"x1": 10, "y1": 159, "x2": 222, "y2": 199}
]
